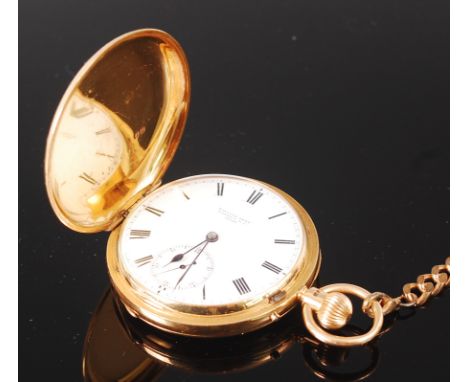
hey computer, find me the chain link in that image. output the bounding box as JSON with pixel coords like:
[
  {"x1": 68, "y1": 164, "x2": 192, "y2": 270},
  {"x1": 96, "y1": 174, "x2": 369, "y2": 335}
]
[
  {"x1": 301, "y1": 257, "x2": 450, "y2": 346},
  {"x1": 362, "y1": 257, "x2": 450, "y2": 316}
]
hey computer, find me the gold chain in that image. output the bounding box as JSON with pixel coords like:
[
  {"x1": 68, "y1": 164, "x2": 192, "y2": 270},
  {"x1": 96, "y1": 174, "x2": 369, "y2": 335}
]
[
  {"x1": 362, "y1": 257, "x2": 450, "y2": 316},
  {"x1": 300, "y1": 257, "x2": 450, "y2": 347}
]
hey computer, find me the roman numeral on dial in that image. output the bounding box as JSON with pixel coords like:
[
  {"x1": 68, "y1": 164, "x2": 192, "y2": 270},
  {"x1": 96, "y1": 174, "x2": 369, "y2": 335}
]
[
  {"x1": 79, "y1": 172, "x2": 98, "y2": 185},
  {"x1": 144, "y1": 206, "x2": 164, "y2": 216},
  {"x1": 217, "y1": 182, "x2": 224, "y2": 196},
  {"x1": 274, "y1": 239, "x2": 295, "y2": 244},
  {"x1": 261, "y1": 261, "x2": 283, "y2": 274},
  {"x1": 70, "y1": 102, "x2": 93, "y2": 118},
  {"x1": 246, "y1": 190, "x2": 263, "y2": 204},
  {"x1": 232, "y1": 277, "x2": 251, "y2": 295},
  {"x1": 95, "y1": 127, "x2": 111, "y2": 135},
  {"x1": 130, "y1": 229, "x2": 151, "y2": 239},
  {"x1": 95, "y1": 152, "x2": 115, "y2": 158},
  {"x1": 134, "y1": 255, "x2": 153, "y2": 267},
  {"x1": 268, "y1": 212, "x2": 287, "y2": 219}
]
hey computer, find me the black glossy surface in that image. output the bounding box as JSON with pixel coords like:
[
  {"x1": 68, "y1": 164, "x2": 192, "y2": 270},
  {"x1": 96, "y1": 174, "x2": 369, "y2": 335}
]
[{"x1": 19, "y1": 0, "x2": 449, "y2": 381}]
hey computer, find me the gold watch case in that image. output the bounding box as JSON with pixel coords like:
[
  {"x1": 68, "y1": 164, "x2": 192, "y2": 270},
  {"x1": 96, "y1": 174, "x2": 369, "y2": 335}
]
[
  {"x1": 44, "y1": 29, "x2": 321, "y2": 338},
  {"x1": 44, "y1": 29, "x2": 190, "y2": 233}
]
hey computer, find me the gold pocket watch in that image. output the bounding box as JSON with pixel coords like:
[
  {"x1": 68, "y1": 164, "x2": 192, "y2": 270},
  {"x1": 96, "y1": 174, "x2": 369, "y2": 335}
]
[{"x1": 45, "y1": 29, "x2": 450, "y2": 347}]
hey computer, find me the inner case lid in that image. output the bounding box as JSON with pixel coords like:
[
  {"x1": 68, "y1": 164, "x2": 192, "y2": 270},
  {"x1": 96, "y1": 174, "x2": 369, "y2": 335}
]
[{"x1": 44, "y1": 29, "x2": 190, "y2": 233}]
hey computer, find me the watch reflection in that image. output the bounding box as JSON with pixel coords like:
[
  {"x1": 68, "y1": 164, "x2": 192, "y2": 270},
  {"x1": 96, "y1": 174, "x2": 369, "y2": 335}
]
[{"x1": 83, "y1": 288, "x2": 381, "y2": 381}]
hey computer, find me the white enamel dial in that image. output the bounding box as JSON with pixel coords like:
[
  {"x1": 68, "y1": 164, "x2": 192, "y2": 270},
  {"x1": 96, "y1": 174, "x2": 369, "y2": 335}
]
[{"x1": 118, "y1": 174, "x2": 305, "y2": 306}]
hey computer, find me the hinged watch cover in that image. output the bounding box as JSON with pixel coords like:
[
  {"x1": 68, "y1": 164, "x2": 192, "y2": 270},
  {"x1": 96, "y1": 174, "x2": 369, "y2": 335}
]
[{"x1": 44, "y1": 29, "x2": 190, "y2": 233}]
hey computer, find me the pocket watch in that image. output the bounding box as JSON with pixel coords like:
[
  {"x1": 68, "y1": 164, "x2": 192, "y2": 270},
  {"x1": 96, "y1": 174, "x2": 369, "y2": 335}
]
[{"x1": 45, "y1": 29, "x2": 450, "y2": 347}]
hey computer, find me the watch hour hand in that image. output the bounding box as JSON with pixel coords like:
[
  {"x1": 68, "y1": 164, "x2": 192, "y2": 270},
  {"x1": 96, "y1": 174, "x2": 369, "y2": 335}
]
[
  {"x1": 173, "y1": 232, "x2": 218, "y2": 289},
  {"x1": 163, "y1": 232, "x2": 219, "y2": 267},
  {"x1": 163, "y1": 239, "x2": 207, "y2": 267},
  {"x1": 164, "y1": 253, "x2": 184, "y2": 266}
]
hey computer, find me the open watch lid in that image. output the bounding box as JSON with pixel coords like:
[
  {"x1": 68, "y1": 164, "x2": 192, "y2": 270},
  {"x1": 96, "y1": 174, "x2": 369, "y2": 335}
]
[{"x1": 44, "y1": 29, "x2": 190, "y2": 233}]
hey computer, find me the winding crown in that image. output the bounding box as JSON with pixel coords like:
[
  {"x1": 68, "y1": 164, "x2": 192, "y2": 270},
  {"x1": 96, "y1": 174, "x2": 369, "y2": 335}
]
[{"x1": 300, "y1": 288, "x2": 353, "y2": 330}]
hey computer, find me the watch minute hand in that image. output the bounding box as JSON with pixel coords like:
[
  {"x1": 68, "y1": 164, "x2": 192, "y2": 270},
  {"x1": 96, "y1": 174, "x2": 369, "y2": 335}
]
[
  {"x1": 174, "y1": 241, "x2": 209, "y2": 289},
  {"x1": 163, "y1": 239, "x2": 207, "y2": 267},
  {"x1": 173, "y1": 232, "x2": 218, "y2": 289}
]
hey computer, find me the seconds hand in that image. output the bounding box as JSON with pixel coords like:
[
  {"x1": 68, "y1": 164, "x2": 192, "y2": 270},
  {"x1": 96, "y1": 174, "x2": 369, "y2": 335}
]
[
  {"x1": 174, "y1": 231, "x2": 218, "y2": 289},
  {"x1": 154, "y1": 263, "x2": 192, "y2": 275}
]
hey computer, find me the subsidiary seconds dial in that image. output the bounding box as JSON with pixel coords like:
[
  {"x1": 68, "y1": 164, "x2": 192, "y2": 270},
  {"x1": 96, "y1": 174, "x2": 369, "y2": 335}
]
[
  {"x1": 118, "y1": 174, "x2": 305, "y2": 306},
  {"x1": 151, "y1": 244, "x2": 215, "y2": 292}
]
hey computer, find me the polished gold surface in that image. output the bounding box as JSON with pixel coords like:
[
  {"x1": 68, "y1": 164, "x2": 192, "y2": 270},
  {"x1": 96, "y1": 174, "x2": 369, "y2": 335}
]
[
  {"x1": 302, "y1": 327, "x2": 380, "y2": 382},
  {"x1": 300, "y1": 257, "x2": 450, "y2": 347},
  {"x1": 115, "y1": 297, "x2": 297, "y2": 373},
  {"x1": 362, "y1": 256, "x2": 451, "y2": 315},
  {"x1": 45, "y1": 29, "x2": 190, "y2": 232},
  {"x1": 83, "y1": 288, "x2": 297, "y2": 377},
  {"x1": 84, "y1": 289, "x2": 381, "y2": 381},
  {"x1": 107, "y1": 176, "x2": 321, "y2": 337},
  {"x1": 300, "y1": 287, "x2": 353, "y2": 330},
  {"x1": 301, "y1": 284, "x2": 384, "y2": 347}
]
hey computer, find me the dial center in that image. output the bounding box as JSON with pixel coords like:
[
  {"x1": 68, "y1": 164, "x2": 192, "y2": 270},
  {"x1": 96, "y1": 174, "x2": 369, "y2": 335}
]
[{"x1": 206, "y1": 231, "x2": 219, "y2": 242}]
